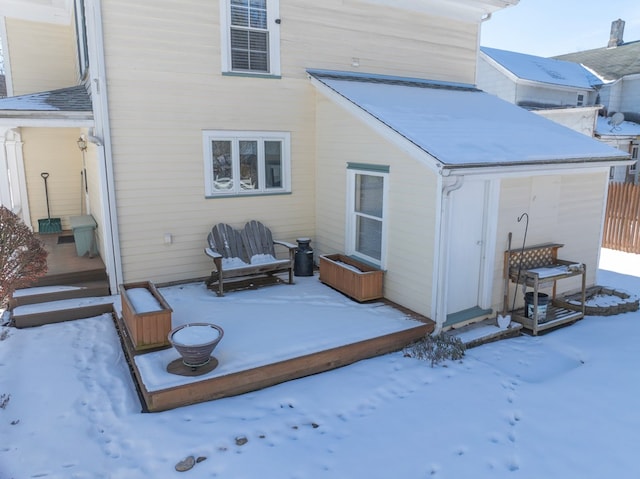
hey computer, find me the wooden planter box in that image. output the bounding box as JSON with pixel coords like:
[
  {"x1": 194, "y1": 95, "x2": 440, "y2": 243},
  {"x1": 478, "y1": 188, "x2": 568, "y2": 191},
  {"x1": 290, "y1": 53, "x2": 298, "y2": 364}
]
[
  {"x1": 319, "y1": 254, "x2": 384, "y2": 302},
  {"x1": 120, "y1": 281, "x2": 173, "y2": 351}
]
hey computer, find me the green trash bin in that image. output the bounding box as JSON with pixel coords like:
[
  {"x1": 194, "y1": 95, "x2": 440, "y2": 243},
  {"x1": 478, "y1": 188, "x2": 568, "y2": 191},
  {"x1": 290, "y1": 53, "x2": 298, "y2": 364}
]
[{"x1": 70, "y1": 215, "x2": 97, "y2": 257}]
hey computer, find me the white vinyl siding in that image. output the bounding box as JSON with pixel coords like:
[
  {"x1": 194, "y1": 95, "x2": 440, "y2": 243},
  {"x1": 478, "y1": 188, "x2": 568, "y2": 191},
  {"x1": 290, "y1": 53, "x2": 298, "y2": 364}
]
[
  {"x1": 220, "y1": 0, "x2": 280, "y2": 76},
  {"x1": 4, "y1": 18, "x2": 77, "y2": 95},
  {"x1": 99, "y1": 0, "x2": 477, "y2": 284},
  {"x1": 203, "y1": 130, "x2": 290, "y2": 197},
  {"x1": 492, "y1": 172, "x2": 607, "y2": 313}
]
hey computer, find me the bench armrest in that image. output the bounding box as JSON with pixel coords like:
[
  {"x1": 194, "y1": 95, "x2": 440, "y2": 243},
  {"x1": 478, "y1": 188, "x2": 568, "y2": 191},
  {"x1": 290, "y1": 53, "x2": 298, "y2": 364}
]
[
  {"x1": 273, "y1": 240, "x2": 296, "y2": 250},
  {"x1": 204, "y1": 247, "x2": 222, "y2": 260}
]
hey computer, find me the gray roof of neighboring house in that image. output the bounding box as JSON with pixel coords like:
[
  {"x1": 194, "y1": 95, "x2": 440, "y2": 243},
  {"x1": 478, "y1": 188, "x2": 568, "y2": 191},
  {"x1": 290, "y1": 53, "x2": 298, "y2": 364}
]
[
  {"x1": 553, "y1": 41, "x2": 640, "y2": 82},
  {"x1": 0, "y1": 85, "x2": 92, "y2": 111},
  {"x1": 481, "y1": 47, "x2": 602, "y2": 89},
  {"x1": 308, "y1": 69, "x2": 628, "y2": 169}
]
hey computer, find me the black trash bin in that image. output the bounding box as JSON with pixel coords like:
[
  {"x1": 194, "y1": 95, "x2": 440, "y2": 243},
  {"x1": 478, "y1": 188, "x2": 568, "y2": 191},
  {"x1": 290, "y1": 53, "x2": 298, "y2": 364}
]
[{"x1": 294, "y1": 238, "x2": 314, "y2": 276}]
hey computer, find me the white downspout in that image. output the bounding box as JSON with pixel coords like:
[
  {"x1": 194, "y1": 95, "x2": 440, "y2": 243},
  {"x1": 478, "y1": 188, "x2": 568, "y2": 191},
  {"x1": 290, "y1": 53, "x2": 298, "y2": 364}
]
[
  {"x1": 433, "y1": 174, "x2": 464, "y2": 334},
  {"x1": 85, "y1": 0, "x2": 123, "y2": 293}
]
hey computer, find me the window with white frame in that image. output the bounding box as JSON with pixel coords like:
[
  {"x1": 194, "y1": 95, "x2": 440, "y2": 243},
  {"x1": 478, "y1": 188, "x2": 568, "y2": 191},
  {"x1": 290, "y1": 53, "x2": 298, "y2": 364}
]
[
  {"x1": 346, "y1": 164, "x2": 389, "y2": 268},
  {"x1": 577, "y1": 93, "x2": 584, "y2": 107},
  {"x1": 220, "y1": 0, "x2": 281, "y2": 76},
  {"x1": 203, "y1": 131, "x2": 290, "y2": 196}
]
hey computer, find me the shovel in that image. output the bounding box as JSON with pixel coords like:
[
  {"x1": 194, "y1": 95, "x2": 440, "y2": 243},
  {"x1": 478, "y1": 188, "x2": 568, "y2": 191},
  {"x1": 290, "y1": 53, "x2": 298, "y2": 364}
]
[{"x1": 38, "y1": 172, "x2": 62, "y2": 234}]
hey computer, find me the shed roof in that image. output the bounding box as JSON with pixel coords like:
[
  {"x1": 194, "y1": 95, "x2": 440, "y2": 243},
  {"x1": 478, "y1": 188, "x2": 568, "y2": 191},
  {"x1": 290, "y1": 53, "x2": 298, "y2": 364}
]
[
  {"x1": 553, "y1": 41, "x2": 640, "y2": 82},
  {"x1": 595, "y1": 116, "x2": 640, "y2": 138},
  {"x1": 308, "y1": 70, "x2": 628, "y2": 169},
  {"x1": 480, "y1": 47, "x2": 601, "y2": 89}
]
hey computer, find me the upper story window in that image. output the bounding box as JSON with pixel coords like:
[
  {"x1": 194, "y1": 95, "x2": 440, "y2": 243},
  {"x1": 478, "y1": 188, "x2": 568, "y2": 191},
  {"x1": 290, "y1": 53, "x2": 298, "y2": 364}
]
[
  {"x1": 203, "y1": 130, "x2": 290, "y2": 197},
  {"x1": 220, "y1": 0, "x2": 281, "y2": 76}
]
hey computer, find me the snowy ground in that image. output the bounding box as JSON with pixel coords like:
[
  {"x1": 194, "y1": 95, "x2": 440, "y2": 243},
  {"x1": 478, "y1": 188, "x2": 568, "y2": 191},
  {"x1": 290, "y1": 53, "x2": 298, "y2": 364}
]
[{"x1": 0, "y1": 249, "x2": 639, "y2": 478}]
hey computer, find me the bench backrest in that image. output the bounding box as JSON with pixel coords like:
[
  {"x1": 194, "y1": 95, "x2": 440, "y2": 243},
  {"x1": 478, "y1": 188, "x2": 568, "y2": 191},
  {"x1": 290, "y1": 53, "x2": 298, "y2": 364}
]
[
  {"x1": 242, "y1": 220, "x2": 276, "y2": 258},
  {"x1": 207, "y1": 223, "x2": 247, "y2": 260}
]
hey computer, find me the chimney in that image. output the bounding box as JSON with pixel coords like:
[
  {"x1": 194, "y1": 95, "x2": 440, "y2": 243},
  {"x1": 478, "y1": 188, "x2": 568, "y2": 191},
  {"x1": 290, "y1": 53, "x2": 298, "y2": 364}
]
[{"x1": 608, "y1": 19, "x2": 625, "y2": 48}]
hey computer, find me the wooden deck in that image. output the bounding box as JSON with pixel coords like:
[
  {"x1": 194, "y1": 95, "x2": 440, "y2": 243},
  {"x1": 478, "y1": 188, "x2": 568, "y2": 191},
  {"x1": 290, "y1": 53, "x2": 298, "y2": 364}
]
[
  {"x1": 21, "y1": 233, "x2": 435, "y2": 412},
  {"x1": 112, "y1": 281, "x2": 434, "y2": 412},
  {"x1": 36, "y1": 231, "x2": 108, "y2": 286}
]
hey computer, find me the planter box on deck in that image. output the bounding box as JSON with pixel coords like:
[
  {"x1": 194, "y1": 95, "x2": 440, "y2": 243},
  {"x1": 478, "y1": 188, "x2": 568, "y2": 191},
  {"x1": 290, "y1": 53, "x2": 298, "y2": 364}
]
[
  {"x1": 319, "y1": 254, "x2": 384, "y2": 302},
  {"x1": 120, "y1": 281, "x2": 173, "y2": 351}
]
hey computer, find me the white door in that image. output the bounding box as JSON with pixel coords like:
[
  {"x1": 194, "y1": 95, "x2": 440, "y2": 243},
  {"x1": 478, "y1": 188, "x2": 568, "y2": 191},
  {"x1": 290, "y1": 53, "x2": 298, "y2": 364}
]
[{"x1": 446, "y1": 180, "x2": 487, "y2": 315}]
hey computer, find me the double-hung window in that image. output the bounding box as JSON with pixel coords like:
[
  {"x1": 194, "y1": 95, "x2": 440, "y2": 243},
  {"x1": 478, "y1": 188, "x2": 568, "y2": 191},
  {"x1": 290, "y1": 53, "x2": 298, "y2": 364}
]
[
  {"x1": 220, "y1": 0, "x2": 281, "y2": 76},
  {"x1": 346, "y1": 164, "x2": 389, "y2": 268},
  {"x1": 203, "y1": 131, "x2": 290, "y2": 197}
]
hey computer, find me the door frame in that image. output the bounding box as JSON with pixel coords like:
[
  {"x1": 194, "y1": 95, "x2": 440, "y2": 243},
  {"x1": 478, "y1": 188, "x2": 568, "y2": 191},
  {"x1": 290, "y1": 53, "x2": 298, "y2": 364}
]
[{"x1": 434, "y1": 175, "x2": 499, "y2": 329}]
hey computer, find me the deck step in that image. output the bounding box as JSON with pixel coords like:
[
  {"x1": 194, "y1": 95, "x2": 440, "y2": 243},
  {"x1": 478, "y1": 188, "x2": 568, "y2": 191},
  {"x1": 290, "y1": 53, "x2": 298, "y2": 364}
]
[
  {"x1": 12, "y1": 296, "x2": 116, "y2": 329},
  {"x1": 447, "y1": 318, "x2": 522, "y2": 348},
  {"x1": 33, "y1": 268, "x2": 108, "y2": 287},
  {"x1": 10, "y1": 280, "x2": 111, "y2": 308}
]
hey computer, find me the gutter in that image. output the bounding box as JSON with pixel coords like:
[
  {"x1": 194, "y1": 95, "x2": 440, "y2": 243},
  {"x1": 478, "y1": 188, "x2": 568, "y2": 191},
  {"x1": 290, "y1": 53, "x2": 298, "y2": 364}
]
[
  {"x1": 438, "y1": 155, "x2": 632, "y2": 177},
  {"x1": 86, "y1": 0, "x2": 123, "y2": 294},
  {"x1": 432, "y1": 174, "x2": 464, "y2": 333}
]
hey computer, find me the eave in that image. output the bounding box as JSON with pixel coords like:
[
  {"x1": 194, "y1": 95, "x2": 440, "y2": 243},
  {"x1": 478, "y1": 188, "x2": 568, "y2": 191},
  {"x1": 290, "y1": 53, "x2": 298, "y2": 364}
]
[
  {"x1": 356, "y1": 0, "x2": 518, "y2": 23},
  {"x1": 0, "y1": 111, "x2": 93, "y2": 127}
]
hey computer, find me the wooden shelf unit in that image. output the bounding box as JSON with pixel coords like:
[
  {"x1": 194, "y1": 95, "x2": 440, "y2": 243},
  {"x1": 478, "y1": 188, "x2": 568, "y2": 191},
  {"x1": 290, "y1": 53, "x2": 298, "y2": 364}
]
[{"x1": 504, "y1": 243, "x2": 586, "y2": 335}]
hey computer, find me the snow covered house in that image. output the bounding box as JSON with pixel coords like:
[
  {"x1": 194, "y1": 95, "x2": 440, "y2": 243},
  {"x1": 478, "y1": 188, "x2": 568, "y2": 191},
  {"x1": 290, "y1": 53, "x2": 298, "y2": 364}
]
[
  {"x1": 0, "y1": 0, "x2": 631, "y2": 331},
  {"x1": 554, "y1": 19, "x2": 640, "y2": 184},
  {"x1": 477, "y1": 46, "x2": 603, "y2": 136}
]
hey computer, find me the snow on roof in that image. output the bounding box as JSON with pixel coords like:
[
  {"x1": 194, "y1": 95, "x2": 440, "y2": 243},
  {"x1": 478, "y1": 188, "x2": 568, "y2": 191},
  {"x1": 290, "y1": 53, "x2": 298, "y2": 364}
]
[
  {"x1": 0, "y1": 85, "x2": 92, "y2": 112},
  {"x1": 480, "y1": 47, "x2": 602, "y2": 90},
  {"x1": 309, "y1": 70, "x2": 627, "y2": 168},
  {"x1": 595, "y1": 116, "x2": 640, "y2": 137}
]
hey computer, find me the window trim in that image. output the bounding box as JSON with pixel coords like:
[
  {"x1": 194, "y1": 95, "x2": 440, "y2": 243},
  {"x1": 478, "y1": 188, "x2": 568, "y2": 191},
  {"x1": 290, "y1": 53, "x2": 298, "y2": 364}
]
[
  {"x1": 345, "y1": 164, "x2": 389, "y2": 269},
  {"x1": 220, "y1": 0, "x2": 281, "y2": 77},
  {"x1": 203, "y1": 130, "x2": 291, "y2": 198}
]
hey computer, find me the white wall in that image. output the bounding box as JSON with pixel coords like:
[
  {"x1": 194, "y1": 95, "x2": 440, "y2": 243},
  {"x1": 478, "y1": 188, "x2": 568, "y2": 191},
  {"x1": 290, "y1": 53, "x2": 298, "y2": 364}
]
[
  {"x1": 491, "y1": 171, "x2": 608, "y2": 312},
  {"x1": 315, "y1": 93, "x2": 439, "y2": 318},
  {"x1": 100, "y1": 0, "x2": 481, "y2": 284}
]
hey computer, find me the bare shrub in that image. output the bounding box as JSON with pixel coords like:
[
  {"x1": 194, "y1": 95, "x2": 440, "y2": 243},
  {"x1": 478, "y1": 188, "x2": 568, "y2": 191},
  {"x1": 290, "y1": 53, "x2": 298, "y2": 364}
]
[
  {"x1": 0, "y1": 206, "x2": 48, "y2": 309},
  {"x1": 0, "y1": 393, "x2": 10, "y2": 409},
  {"x1": 404, "y1": 333, "x2": 466, "y2": 367}
]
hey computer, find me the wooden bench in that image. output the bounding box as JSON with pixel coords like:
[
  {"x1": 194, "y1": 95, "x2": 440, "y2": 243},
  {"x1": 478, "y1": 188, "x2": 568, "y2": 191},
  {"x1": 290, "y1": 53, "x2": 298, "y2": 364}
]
[{"x1": 204, "y1": 220, "x2": 296, "y2": 296}]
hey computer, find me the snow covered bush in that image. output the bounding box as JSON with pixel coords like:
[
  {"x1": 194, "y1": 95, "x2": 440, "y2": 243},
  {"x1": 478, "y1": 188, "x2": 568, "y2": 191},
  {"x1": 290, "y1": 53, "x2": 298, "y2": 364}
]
[
  {"x1": 0, "y1": 206, "x2": 48, "y2": 309},
  {"x1": 404, "y1": 333, "x2": 465, "y2": 367}
]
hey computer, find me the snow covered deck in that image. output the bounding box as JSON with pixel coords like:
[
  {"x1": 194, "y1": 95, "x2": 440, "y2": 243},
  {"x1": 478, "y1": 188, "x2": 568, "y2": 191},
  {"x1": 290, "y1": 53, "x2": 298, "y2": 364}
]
[{"x1": 114, "y1": 276, "x2": 433, "y2": 412}]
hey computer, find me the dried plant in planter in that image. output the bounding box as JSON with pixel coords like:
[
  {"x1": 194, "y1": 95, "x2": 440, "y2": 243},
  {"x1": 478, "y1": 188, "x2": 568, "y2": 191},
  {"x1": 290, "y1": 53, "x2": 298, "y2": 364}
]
[
  {"x1": 404, "y1": 333, "x2": 466, "y2": 367},
  {"x1": 0, "y1": 206, "x2": 48, "y2": 309}
]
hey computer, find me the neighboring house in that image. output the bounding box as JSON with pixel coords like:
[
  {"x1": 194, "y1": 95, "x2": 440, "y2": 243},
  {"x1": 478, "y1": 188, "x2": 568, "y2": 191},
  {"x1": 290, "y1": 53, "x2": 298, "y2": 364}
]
[
  {"x1": 0, "y1": 0, "x2": 631, "y2": 332},
  {"x1": 477, "y1": 46, "x2": 603, "y2": 136},
  {"x1": 555, "y1": 19, "x2": 640, "y2": 183}
]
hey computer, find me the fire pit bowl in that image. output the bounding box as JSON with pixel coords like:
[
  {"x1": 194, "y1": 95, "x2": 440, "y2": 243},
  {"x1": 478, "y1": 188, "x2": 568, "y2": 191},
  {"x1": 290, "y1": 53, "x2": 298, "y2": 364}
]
[{"x1": 168, "y1": 323, "x2": 224, "y2": 368}]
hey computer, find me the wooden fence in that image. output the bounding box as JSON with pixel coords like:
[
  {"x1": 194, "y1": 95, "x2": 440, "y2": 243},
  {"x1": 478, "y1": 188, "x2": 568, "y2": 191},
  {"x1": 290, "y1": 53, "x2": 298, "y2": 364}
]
[{"x1": 603, "y1": 182, "x2": 640, "y2": 253}]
